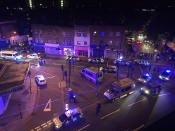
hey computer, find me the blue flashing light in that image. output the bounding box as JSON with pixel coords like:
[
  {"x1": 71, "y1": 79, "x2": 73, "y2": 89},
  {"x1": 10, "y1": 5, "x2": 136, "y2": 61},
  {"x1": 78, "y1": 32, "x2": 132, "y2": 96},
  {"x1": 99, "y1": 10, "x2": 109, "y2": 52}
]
[
  {"x1": 73, "y1": 95, "x2": 76, "y2": 98},
  {"x1": 145, "y1": 73, "x2": 150, "y2": 77},
  {"x1": 166, "y1": 70, "x2": 171, "y2": 73}
]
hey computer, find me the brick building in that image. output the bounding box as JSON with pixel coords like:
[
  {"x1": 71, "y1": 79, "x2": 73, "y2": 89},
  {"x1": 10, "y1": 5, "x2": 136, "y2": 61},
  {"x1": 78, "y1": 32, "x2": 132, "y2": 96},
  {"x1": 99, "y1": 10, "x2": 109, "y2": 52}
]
[
  {"x1": 89, "y1": 25, "x2": 125, "y2": 58},
  {"x1": 31, "y1": 24, "x2": 125, "y2": 58},
  {"x1": 32, "y1": 24, "x2": 74, "y2": 55}
]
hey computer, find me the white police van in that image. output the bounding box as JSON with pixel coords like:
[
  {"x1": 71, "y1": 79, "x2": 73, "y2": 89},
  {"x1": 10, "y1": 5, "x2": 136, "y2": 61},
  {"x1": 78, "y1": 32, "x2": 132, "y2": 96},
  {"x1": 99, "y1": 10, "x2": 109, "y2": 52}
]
[{"x1": 80, "y1": 67, "x2": 103, "y2": 84}]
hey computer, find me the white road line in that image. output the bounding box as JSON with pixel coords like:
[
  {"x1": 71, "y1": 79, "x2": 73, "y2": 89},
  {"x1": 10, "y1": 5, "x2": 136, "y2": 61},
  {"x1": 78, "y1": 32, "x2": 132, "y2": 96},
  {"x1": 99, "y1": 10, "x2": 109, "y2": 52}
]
[
  {"x1": 35, "y1": 126, "x2": 41, "y2": 131},
  {"x1": 100, "y1": 109, "x2": 120, "y2": 120},
  {"x1": 78, "y1": 124, "x2": 90, "y2": 131},
  {"x1": 47, "y1": 76, "x2": 56, "y2": 79},
  {"x1": 41, "y1": 123, "x2": 47, "y2": 127},
  {"x1": 159, "y1": 94, "x2": 167, "y2": 97},
  {"x1": 128, "y1": 98, "x2": 145, "y2": 107},
  {"x1": 133, "y1": 124, "x2": 144, "y2": 131}
]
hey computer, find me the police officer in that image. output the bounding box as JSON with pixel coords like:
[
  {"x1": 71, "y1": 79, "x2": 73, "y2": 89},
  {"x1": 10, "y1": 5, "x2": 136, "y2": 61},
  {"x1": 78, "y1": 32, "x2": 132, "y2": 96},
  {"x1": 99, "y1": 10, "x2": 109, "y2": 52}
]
[{"x1": 96, "y1": 102, "x2": 101, "y2": 115}]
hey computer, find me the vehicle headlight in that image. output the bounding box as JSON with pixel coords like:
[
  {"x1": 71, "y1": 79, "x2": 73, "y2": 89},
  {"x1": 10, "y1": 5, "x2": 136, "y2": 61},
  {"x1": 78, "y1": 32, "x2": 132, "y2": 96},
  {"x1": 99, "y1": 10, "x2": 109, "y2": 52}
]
[
  {"x1": 165, "y1": 77, "x2": 169, "y2": 80},
  {"x1": 159, "y1": 75, "x2": 162, "y2": 79},
  {"x1": 145, "y1": 90, "x2": 150, "y2": 94},
  {"x1": 143, "y1": 80, "x2": 146, "y2": 83},
  {"x1": 56, "y1": 126, "x2": 59, "y2": 128}
]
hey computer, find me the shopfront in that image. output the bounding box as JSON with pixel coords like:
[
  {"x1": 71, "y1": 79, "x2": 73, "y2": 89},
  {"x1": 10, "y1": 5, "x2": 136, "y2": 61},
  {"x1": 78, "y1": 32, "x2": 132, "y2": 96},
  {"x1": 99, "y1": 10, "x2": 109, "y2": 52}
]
[{"x1": 74, "y1": 46, "x2": 89, "y2": 57}]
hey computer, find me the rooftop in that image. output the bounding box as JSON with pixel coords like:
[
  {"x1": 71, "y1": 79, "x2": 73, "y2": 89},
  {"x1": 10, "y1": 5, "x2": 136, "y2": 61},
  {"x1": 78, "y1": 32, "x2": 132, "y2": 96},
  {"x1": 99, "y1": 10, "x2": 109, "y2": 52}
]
[
  {"x1": 113, "y1": 78, "x2": 134, "y2": 88},
  {"x1": 0, "y1": 60, "x2": 29, "y2": 96}
]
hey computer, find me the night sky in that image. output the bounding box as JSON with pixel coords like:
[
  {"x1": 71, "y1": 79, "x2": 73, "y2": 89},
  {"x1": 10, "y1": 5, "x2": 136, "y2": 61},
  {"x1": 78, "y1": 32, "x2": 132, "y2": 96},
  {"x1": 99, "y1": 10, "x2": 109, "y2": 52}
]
[{"x1": 0, "y1": 0, "x2": 174, "y2": 40}]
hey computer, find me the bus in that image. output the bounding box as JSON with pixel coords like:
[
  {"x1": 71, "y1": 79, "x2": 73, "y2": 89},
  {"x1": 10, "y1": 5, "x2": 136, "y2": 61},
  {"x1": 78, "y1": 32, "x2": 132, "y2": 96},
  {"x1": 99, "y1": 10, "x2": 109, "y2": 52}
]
[
  {"x1": 0, "y1": 51, "x2": 22, "y2": 61},
  {"x1": 80, "y1": 67, "x2": 103, "y2": 84},
  {"x1": 104, "y1": 78, "x2": 135, "y2": 101}
]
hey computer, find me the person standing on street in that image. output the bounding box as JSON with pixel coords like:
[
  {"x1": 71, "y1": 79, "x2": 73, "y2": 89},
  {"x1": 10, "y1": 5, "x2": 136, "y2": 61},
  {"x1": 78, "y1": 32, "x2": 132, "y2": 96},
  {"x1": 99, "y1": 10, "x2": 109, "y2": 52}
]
[{"x1": 96, "y1": 102, "x2": 101, "y2": 115}]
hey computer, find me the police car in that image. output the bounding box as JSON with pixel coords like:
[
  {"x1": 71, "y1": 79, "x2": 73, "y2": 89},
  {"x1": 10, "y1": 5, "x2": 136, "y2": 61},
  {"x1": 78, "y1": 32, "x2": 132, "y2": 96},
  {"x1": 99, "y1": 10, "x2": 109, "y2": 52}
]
[
  {"x1": 27, "y1": 53, "x2": 38, "y2": 59},
  {"x1": 159, "y1": 69, "x2": 172, "y2": 81},
  {"x1": 88, "y1": 58, "x2": 104, "y2": 63},
  {"x1": 66, "y1": 56, "x2": 80, "y2": 62},
  {"x1": 137, "y1": 73, "x2": 152, "y2": 84},
  {"x1": 35, "y1": 75, "x2": 47, "y2": 86},
  {"x1": 53, "y1": 107, "x2": 83, "y2": 130},
  {"x1": 140, "y1": 83, "x2": 161, "y2": 96}
]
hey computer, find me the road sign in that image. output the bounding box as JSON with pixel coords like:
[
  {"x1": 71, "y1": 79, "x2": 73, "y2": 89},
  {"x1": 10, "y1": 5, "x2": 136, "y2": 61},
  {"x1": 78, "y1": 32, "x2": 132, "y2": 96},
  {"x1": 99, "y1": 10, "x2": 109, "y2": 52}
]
[{"x1": 43, "y1": 99, "x2": 51, "y2": 112}]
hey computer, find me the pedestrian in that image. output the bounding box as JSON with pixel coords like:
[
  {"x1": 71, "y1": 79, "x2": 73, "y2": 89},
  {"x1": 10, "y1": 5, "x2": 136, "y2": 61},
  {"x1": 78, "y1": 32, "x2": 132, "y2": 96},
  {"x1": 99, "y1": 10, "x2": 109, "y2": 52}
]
[
  {"x1": 43, "y1": 59, "x2": 46, "y2": 64},
  {"x1": 96, "y1": 102, "x2": 101, "y2": 115},
  {"x1": 69, "y1": 91, "x2": 73, "y2": 102},
  {"x1": 61, "y1": 65, "x2": 64, "y2": 80},
  {"x1": 73, "y1": 94, "x2": 76, "y2": 103}
]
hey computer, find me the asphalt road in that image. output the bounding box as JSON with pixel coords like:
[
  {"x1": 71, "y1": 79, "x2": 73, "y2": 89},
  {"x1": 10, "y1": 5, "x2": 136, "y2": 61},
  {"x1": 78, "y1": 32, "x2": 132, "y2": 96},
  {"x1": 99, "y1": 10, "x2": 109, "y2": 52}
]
[{"x1": 14, "y1": 57, "x2": 175, "y2": 131}]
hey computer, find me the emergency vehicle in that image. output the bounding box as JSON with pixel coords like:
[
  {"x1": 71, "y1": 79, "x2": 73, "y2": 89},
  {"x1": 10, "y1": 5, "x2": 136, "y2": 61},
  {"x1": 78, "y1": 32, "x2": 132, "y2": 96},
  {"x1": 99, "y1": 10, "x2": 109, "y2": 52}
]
[
  {"x1": 53, "y1": 107, "x2": 83, "y2": 130},
  {"x1": 80, "y1": 67, "x2": 103, "y2": 84},
  {"x1": 104, "y1": 78, "x2": 135, "y2": 101}
]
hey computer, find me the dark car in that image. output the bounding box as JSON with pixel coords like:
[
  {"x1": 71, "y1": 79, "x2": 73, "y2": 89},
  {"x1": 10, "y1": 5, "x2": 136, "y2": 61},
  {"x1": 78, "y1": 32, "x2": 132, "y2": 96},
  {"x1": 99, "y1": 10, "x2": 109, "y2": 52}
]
[
  {"x1": 140, "y1": 83, "x2": 161, "y2": 96},
  {"x1": 102, "y1": 65, "x2": 117, "y2": 73}
]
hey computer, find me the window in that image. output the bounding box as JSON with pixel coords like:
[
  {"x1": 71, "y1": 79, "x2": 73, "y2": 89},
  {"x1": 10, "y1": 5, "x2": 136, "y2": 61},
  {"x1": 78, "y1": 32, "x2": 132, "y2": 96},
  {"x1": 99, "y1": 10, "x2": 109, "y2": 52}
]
[
  {"x1": 69, "y1": 40, "x2": 72, "y2": 44},
  {"x1": 108, "y1": 40, "x2": 112, "y2": 45},
  {"x1": 101, "y1": 32, "x2": 104, "y2": 37},
  {"x1": 116, "y1": 32, "x2": 120, "y2": 37},
  {"x1": 62, "y1": 32, "x2": 66, "y2": 37},
  {"x1": 68, "y1": 32, "x2": 72, "y2": 37},
  {"x1": 125, "y1": 86, "x2": 131, "y2": 91},
  {"x1": 84, "y1": 41, "x2": 87, "y2": 45},
  {"x1": 92, "y1": 31, "x2": 97, "y2": 36},
  {"x1": 115, "y1": 41, "x2": 120, "y2": 46},
  {"x1": 83, "y1": 33, "x2": 87, "y2": 37},
  {"x1": 77, "y1": 32, "x2": 81, "y2": 37},
  {"x1": 109, "y1": 32, "x2": 113, "y2": 37},
  {"x1": 77, "y1": 41, "x2": 81, "y2": 45}
]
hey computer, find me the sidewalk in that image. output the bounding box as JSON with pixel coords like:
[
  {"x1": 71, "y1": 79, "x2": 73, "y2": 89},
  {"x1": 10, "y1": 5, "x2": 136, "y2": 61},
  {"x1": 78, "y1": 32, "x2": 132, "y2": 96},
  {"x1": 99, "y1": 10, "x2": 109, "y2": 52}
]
[{"x1": 0, "y1": 77, "x2": 38, "y2": 131}]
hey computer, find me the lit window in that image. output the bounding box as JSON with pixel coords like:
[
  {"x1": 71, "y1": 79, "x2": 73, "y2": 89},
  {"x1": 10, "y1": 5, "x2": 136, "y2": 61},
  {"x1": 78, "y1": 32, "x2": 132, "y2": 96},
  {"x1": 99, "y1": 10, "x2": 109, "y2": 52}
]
[
  {"x1": 108, "y1": 41, "x2": 112, "y2": 45},
  {"x1": 77, "y1": 41, "x2": 81, "y2": 45},
  {"x1": 92, "y1": 31, "x2": 97, "y2": 36},
  {"x1": 69, "y1": 40, "x2": 72, "y2": 44},
  {"x1": 116, "y1": 32, "x2": 120, "y2": 37},
  {"x1": 68, "y1": 32, "x2": 72, "y2": 37},
  {"x1": 101, "y1": 32, "x2": 104, "y2": 37}
]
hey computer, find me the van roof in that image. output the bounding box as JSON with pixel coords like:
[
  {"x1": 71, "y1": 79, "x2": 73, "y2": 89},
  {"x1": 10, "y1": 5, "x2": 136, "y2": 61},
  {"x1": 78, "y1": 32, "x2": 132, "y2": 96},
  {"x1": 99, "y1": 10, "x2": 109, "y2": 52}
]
[
  {"x1": 86, "y1": 67, "x2": 102, "y2": 74},
  {"x1": 112, "y1": 78, "x2": 134, "y2": 88},
  {"x1": 1, "y1": 51, "x2": 18, "y2": 54}
]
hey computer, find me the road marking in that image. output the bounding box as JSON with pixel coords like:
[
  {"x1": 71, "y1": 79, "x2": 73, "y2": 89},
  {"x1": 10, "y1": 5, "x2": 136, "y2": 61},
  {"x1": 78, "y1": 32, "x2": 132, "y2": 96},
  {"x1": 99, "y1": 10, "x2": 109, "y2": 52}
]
[
  {"x1": 43, "y1": 98, "x2": 52, "y2": 112},
  {"x1": 88, "y1": 84, "x2": 96, "y2": 90},
  {"x1": 47, "y1": 76, "x2": 56, "y2": 79},
  {"x1": 100, "y1": 109, "x2": 120, "y2": 120},
  {"x1": 47, "y1": 120, "x2": 53, "y2": 125},
  {"x1": 41, "y1": 122, "x2": 48, "y2": 128},
  {"x1": 35, "y1": 126, "x2": 41, "y2": 131},
  {"x1": 128, "y1": 98, "x2": 145, "y2": 107},
  {"x1": 78, "y1": 124, "x2": 90, "y2": 131},
  {"x1": 133, "y1": 124, "x2": 144, "y2": 131},
  {"x1": 159, "y1": 94, "x2": 167, "y2": 97}
]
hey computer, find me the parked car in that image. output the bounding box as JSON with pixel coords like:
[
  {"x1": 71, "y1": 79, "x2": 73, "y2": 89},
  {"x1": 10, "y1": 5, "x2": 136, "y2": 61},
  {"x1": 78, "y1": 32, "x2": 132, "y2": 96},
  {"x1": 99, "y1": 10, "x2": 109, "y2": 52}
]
[
  {"x1": 88, "y1": 58, "x2": 104, "y2": 64},
  {"x1": 102, "y1": 65, "x2": 117, "y2": 73},
  {"x1": 66, "y1": 56, "x2": 80, "y2": 62},
  {"x1": 140, "y1": 83, "x2": 161, "y2": 96},
  {"x1": 35, "y1": 75, "x2": 47, "y2": 86},
  {"x1": 27, "y1": 53, "x2": 39, "y2": 59},
  {"x1": 159, "y1": 69, "x2": 172, "y2": 81},
  {"x1": 137, "y1": 73, "x2": 152, "y2": 84}
]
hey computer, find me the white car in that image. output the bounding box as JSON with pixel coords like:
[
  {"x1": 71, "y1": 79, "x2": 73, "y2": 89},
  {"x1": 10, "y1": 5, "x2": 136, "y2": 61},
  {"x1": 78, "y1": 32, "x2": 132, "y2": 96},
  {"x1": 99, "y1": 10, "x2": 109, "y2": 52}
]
[
  {"x1": 35, "y1": 75, "x2": 47, "y2": 86},
  {"x1": 27, "y1": 53, "x2": 38, "y2": 59}
]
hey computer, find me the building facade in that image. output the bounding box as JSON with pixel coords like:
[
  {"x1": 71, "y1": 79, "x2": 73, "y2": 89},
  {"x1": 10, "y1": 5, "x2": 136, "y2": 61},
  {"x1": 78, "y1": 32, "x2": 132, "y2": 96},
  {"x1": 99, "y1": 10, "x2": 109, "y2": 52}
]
[
  {"x1": 89, "y1": 25, "x2": 125, "y2": 58},
  {"x1": 31, "y1": 24, "x2": 125, "y2": 58},
  {"x1": 74, "y1": 26, "x2": 90, "y2": 57},
  {"x1": 32, "y1": 24, "x2": 74, "y2": 55}
]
